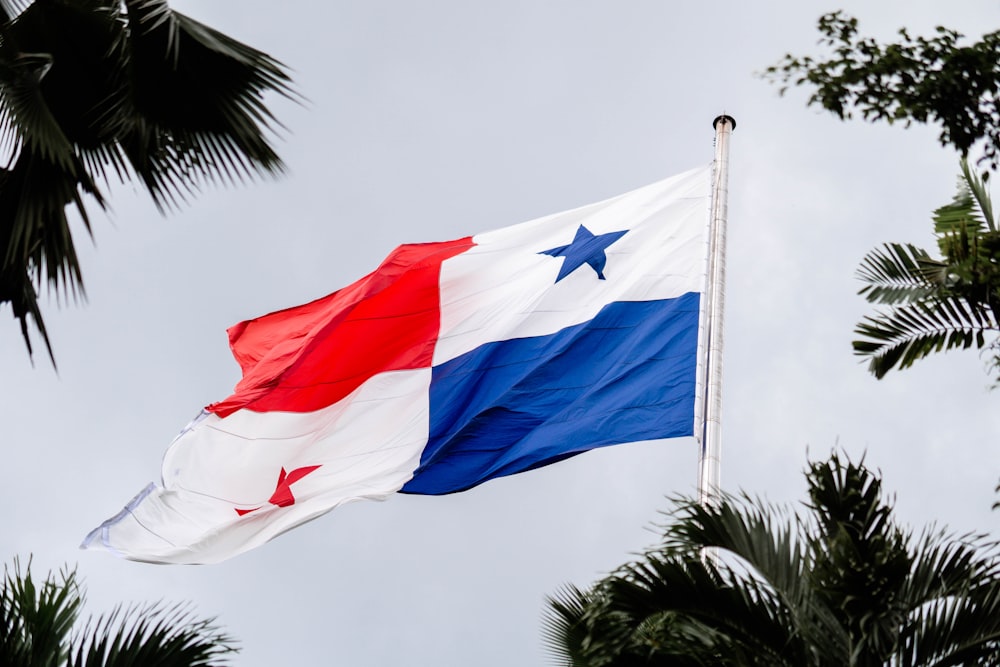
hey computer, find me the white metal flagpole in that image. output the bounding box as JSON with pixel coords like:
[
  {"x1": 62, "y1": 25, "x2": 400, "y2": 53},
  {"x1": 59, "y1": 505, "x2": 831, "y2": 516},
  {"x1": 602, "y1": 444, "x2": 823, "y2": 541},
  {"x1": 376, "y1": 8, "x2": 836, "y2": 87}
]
[{"x1": 698, "y1": 114, "x2": 735, "y2": 508}]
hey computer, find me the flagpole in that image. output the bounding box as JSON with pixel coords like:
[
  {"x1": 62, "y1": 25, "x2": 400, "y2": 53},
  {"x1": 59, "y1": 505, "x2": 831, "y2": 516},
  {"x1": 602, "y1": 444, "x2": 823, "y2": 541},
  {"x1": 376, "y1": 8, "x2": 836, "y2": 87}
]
[{"x1": 698, "y1": 114, "x2": 735, "y2": 508}]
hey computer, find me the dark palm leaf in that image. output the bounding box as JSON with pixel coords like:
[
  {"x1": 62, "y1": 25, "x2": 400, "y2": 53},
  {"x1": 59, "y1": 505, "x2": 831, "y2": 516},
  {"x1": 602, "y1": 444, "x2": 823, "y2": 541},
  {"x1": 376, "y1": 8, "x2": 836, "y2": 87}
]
[
  {"x1": 0, "y1": 147, "x2": 104, "y2": 365},
  {"x1": 611, "y1": 553, "x2": 815, "y2": 666},
  {"x1": 857, "y1": 243, "x2": 944, "y2": 305},
  {"x1": 663, "y1": 495, "x2": 807, "y2": 602},
  {"x1": 0, "y1": 0, "x2": 294, "y2": 362},
  {"x1": 896, "y1": 529, "x2": 1000, "y2": 665},
  {"x1": 544, "y1": 583, "x2": 648, "y2": 667},
  {"x1": 957, "y1": 160, "x2": 995, "y2": 234},
  {"x1": 854, "y1": 161, "x2": 1000, "y2": 379},
  {"x1": 545, "y1": 454, "x2": 1000, "y2": 667},
  {"x1": 69, "y1": 602, "x2": 237, "y2": 667},
  {"x1": 932, "y1": 172, "x2": 987, "y2": 243},
  {"x1": 1, "y1": 559, "x2": 238, "y2": 667},
  {"x1": 0, "y1": 0, "x2": 127, "y2": 162},
  {"x1": 900, "y1": 572, "x2": 1000, "y2": 665},
  {"x1": 543, "y1": 585, "x2": 594, "y2": 667},
  {"x1": 854, "y1": 298, "x2": 992, "y2": 378},
  {"x1": 0, "y1": 49, "x2": 73, "y2": 170},
  {"x1": 0, "y1": 559, "x2": 81, "y2": 667},
  {"x1": 804, "y1": 456, "x2": 913, "y2": 663},
  {"x1": 118, "y1": 0, "x2": 295, "y2": 208},
  {"x1": 0, "y1": 0, "x2": 30, "y2": 20}
]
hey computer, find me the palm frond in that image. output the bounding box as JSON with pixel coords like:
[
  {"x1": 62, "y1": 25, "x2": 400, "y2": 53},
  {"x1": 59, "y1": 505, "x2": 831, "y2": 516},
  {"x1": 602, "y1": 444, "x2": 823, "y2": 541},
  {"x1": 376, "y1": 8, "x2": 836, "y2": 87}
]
[
  {"x1": 543, "y1": 584, "x2": 635, "y2": 667},
  {"x1": 0, "y1": 0, "x2": 30, "y2": 21},
  {"x1": 0, "y1": 559, "x2": 238, "y2": 667},
  {"x1": 0, "y1": 48, "x2": 75, "y2": 170},
  {"x1": 661, "y1": 495, "x2": 807, "y2": 608},
  {"x1": 69, "y1": 601, "x2": 237, "y2": 667},
  {"x1": 118, "y1": 0, "x2": 296, "y2": 208},
  {"x1": 854, "y1": 162, "x2": 1000, "y2": 379},
  {"x1": 3, "y1": 150, "x2": 102, "y2": 281},
  {"x1": 0, "y1": 0, "x2": 295, "y2": 363},
  {"x1": 933, "y1": 172, "x2": 987, "y2": 245},
  {"x1": 0, "y1": 147, "x2": 103, "y2": 363},
  {"x1": 903, "y1": 528, "x2": 1000, "y2": 609},
  {"x1": 546, "y1": 454, "x2": 1000, "y2": 667},
  {"x1": 962, "y1": 158, "x2": 996, "y2": 232},
  {"x1": 0, "y1": 558, "x2": 82, "y2": 667},
  {"x1": 805, "y1": 455, "x2": 913, "y2": 662},
  {"x1": 0, "y1": 259, "x2": 51, "y2": 362},
  {"x1": 857, "y1": 242, "x2": 944, "y2": 305},
  {"x1": 899, "y1": 579, "x2": 1000, "y2": 666},
  {"x1": 854, "y1": 298, "x2": 994, "y2": 378},
  {"x1": 609, "y1": 553, "x2": 813, "y2": 666}
]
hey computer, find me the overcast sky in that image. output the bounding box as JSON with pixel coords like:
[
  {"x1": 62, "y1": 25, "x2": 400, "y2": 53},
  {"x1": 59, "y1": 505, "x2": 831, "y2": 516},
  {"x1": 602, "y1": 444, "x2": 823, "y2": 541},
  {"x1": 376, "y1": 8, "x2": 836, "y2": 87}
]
[{"x1": 2, "y1": 1, "x2": 998, "y2": 665}]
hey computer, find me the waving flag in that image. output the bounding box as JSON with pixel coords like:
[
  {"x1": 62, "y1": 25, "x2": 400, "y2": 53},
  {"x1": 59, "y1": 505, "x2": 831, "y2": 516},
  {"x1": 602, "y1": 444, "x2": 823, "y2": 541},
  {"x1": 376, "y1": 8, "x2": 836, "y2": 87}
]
[{"x1": 83, "y1": 165, "x2": 710, "y2": 564}]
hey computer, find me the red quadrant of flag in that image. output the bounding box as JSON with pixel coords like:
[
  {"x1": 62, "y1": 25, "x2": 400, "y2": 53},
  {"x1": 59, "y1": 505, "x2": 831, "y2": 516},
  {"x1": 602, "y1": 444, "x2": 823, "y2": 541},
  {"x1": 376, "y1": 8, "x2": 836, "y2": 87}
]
[{"x1": 208, "y1": 238, "x2": 473, "y2": 417}]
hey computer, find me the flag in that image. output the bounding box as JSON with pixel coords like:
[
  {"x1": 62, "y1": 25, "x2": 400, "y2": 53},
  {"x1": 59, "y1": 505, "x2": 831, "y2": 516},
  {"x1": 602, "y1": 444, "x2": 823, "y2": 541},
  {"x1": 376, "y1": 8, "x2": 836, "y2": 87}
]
[{"x1": 83, "y1": 165, "x2": 711, "y2": 564}]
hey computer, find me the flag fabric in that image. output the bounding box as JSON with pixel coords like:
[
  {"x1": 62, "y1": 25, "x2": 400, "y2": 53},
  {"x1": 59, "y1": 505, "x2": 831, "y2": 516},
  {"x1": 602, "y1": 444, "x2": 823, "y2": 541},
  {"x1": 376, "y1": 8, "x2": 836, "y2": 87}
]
[{"x1": 83, "y1": 165, "x2": 711, "y2": 564}]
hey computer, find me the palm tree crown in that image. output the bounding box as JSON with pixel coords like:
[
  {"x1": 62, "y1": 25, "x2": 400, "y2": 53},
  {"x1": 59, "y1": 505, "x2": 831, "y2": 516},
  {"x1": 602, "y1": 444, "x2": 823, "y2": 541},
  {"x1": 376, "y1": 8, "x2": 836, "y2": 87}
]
[
  {"x1": 544, "y1": 453, "x2": 1000, "y2": 666},
  {"x1": 0, "y1": 558, "x2": 237, "y2": 666},
  {"x1": 0, "y1": 0, "x2": 295, "y2": 362}
]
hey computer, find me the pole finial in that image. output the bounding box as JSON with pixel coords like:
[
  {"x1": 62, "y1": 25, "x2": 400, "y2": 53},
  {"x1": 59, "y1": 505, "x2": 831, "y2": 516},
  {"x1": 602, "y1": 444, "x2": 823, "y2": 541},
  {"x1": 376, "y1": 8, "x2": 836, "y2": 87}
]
[{"x1": 712, "y1": 115, "x2": 736, "y2": 131}]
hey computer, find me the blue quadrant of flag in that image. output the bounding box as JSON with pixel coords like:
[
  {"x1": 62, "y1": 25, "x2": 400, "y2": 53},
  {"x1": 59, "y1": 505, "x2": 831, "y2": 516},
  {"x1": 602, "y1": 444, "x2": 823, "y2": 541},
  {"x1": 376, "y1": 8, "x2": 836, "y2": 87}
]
[{"x1": 404, "y1": 292, "x2": 701, "y2": 494}]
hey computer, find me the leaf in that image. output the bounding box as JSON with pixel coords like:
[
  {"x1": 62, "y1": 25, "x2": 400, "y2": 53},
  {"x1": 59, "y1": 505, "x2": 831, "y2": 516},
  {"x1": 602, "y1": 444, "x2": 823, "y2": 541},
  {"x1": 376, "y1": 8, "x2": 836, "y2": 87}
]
[
  {"x1": 853, "y1": 299, "x2": 992, "y2": 378},
  {"x1": 545, "y1": 454, "x2": 1000, "y2": 666},
  {"x1": 856, "y1": 242, "x2": 942, "y2": 305},
  {"x1": 69, "y1": 602, "x2": 237, "y2": 667},
  {"x1": 0, "y1": 0, "x2": 296, "y2": 362},
  {"x1": 117, "y1": 0, "x2": 296, "y2": 208}
]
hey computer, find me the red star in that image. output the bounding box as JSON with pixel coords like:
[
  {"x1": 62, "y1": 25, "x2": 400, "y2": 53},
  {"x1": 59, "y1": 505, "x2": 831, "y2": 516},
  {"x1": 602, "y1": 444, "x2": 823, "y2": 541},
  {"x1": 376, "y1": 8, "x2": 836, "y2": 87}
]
[{"x1": 235, "y1": 465, "x2": 321, "y2": 516}]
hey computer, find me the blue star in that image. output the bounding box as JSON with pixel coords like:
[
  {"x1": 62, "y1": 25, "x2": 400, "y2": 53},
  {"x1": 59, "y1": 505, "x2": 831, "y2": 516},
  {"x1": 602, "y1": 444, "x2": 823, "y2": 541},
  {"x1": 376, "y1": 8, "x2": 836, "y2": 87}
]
[{"x1": 539, "y1": 225, "x2": 628, "y2": 282}]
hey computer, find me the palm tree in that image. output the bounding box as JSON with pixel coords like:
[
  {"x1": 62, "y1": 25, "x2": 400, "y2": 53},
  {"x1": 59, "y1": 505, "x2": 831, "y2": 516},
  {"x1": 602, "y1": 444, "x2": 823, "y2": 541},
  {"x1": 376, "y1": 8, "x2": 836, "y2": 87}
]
[
  {"x1": 544, "y1": 453, "x2": 1000, "y2": 666},
  {"x1": 853, "y1": 161, "x2": 1000, "y2": 379},
  {"x1": 0, "y1": 558, "x2": 236, "y2": 666},
  {"x1": 0, "y1": 0, "x2": 295, "y2": 362}
]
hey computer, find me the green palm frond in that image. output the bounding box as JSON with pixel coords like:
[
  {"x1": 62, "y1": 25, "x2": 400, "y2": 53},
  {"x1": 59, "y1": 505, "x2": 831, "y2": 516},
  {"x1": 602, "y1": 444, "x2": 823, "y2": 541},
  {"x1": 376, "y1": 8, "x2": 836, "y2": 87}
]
[
  {"x1": 857, "y1": 243, "x2": 944, "y2": 305},
  {"x1": 0, "y1": 559, "x2": 238, "y2": 667},
  {"x1": 0, "y1": 0, "x2": 30, "y2": 20},
  {"x1": 854, "y1": 161, "x2": 1000, "y2": 379},
  {"x1": 902, "y1": 528, "x2": 1000, "y2": 610},
  {"x1": 899, "y1": 572, "x2": 1000, "y2": 665},
  {"x1": 661, "y1": 496, "x2": 808, "y2": 609},
  {"x1": 854, "y1": 298, "x2": 993, "y2": 378},
  {"x1": 0, "y1": 49, "x2": 75, "y2": 170},
  {"x1": 611, "y1": 553, "x2": 813, "y2": 666},
  {"x1": 69, "y1": 602, "x2": 237, "y2": 667},
  {"x1": 961, "y1": 159, "x2": 996, "y2": 233},
  {"x1": 933, "y1": 170, "x2": 988, "y2": 245},
  {"x1": 545, "y1": 454, "x2": 1000, "y2": 667},
  {"x1": 4, "y1": 0, "x2": 130, "y2": 172},
  {"x1": 544, "y1": 490, "x2": 846, "y2": 666},
  {"x1": 0, "y1": 558, "x2": 81, "y2": 667},
  {"x1": 900, "y1": 529, "x2": 1000, "y2": 665},
  {"x1": 0, "y1": 147, "x2": 104, "y2": 365},
  {"x1": 543, "y1": 583, "x2": 641, "y2": 667},
  {"x1": 119, "y1": 0, "x2": 295, "y2": 208},
  {"x1": 542, "y1": 585, "x2": 593, "y2": 667},
  {"x1": 0, "y1": 260, "x2": 52, "y2": 361},
  {"x1": 805, "y1": 456, "x2": 913, "y2": 662},
  {"x1": 0, "y1": 0, "x2": 295, "y2": 362}
]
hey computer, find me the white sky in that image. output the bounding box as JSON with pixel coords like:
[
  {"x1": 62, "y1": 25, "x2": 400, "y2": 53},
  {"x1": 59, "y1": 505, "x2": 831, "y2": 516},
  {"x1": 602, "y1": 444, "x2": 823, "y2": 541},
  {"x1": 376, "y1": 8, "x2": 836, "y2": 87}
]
[{"x1": 2, "y1": 1, "x2": 998, "y2": 664}]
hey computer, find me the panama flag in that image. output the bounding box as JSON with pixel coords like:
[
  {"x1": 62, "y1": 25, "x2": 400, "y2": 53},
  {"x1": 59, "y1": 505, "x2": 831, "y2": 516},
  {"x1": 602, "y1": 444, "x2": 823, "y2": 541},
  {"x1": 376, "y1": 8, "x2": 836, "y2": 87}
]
[{"x1": 83, "y1": 165, "x2": 711, "y2": 564}]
